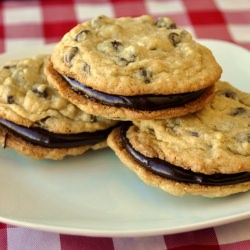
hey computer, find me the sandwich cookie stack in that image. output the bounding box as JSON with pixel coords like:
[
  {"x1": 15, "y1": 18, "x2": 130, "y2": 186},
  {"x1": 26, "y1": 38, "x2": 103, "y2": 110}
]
[
  {"x1": 108, "y1": 82, "x2": 250, "y2": 197},
  {"x1": 46, "y1": 15, "x2": 221, "y2": 120},
  {"x1": 0, "y1": 55, "x2": 117, "y2": 160}
]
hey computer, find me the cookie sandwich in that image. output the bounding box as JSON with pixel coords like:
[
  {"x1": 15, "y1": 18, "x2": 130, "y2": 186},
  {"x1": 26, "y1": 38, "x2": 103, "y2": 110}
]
[
  {"x1": 0, "y1": 55, "x2": 118, "y2": 160},
  {"x1": 108, "y1": 82, "x2": 250, "y2": 197},
  {"x1": 46, "y1": 15, "x2": 221, "y2": 120}
]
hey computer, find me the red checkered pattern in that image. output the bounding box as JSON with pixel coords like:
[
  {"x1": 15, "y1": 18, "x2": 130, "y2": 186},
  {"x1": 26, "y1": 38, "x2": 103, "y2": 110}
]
[
  {"x1": 1, "y1": 220, "x2": 250, "y2": 249},
  {"x1": 1, "y1": 0, "x2": 250, "y2": 249},
  {"x1": 0, "y1": 0, "x2": 250, "y2": 52}
]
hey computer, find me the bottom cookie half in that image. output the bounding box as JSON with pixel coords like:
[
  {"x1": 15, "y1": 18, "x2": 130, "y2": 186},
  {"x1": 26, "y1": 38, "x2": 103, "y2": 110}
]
[
  {"x1": 107, "y1": 126, "x2": 250, "y2": 198},
  {"x1": 0, "y1": 126, "x2": 107, "y2": 160}
]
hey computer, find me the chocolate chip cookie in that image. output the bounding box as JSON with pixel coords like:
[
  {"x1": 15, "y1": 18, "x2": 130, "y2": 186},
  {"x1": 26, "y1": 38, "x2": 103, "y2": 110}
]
[
  {"x1": 0, "y1": 55, "x2": 118, "y2": 160},
  {"x1": 47, "y1": 15, "x2": 221, "y2": 120},
  {"x1": 107, "y1": 82, "x2": 250, "y2": 197}
]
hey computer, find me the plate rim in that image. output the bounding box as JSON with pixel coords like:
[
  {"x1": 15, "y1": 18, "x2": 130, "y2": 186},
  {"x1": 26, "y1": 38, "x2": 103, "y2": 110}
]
[{"x1": 1, "y1": 211, "x2": 250, "y2": 237}]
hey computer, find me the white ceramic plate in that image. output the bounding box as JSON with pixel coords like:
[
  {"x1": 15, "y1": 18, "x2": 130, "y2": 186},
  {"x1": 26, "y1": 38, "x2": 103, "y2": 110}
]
[{"x1": 0, "y1": 40, "x2": 250, "y2": 237}]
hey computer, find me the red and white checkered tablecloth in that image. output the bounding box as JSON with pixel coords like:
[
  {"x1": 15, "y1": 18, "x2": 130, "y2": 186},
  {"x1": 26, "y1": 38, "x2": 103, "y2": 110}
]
[
  {"x1": 0, "y1": 0, "x2": 250, "y2": 52},
  {"x1": 0, "y1": 0, "x2": 250, "y2": 249}
]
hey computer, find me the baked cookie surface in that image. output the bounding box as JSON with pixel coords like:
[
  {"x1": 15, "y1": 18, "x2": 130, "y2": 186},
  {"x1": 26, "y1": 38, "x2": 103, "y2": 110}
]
[
  {"x1": 107, "y1": 82, "x2": 250, "y2": 197},
  {"x1": 0, "y1": 55, "x2": 116, "y2": 133},
  {"x1": 0, "y1": 55, "x2": 117, "y2": 159},
  {"x1": 51, "y1": 15, "x2": 221, "y2": 95}
]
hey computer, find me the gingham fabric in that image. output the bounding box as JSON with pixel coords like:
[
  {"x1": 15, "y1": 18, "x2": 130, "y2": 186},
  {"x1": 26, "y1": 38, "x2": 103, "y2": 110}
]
[
  {"x1": 1, "y1": 220, "x2": 250, "y2": 250},
  {"x1": 0, "y1": 0, "x2": 250, "y2": 249},
  {"x1": 0, "y1": 0, "x2": 250, "y2": 52}
]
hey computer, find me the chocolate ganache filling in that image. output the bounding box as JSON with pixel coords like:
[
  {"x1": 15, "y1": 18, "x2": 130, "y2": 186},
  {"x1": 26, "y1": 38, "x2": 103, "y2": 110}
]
[
  {"x1": 120, "y1": 123, "x2": 250, "y2": 186},
  {"x1": 0, "y1": 118, "x2": 115, "y2": 148},
  {"x1": 64, "y1": 76, "x2": 208, "y2": 111}
]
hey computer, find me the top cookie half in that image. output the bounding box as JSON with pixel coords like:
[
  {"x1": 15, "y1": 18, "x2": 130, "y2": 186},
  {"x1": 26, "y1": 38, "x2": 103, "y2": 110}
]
[{"x1": 51, "y1": 15, "x2": 222, "y2": 96}]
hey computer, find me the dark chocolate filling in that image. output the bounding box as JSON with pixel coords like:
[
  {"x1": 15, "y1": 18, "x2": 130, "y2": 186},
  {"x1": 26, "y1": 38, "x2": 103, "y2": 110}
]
[
  {"x1": 120, "y1": 123, "x2": 250, "y2": 186},
  {"x1": 64, "y1": 76, "x2": 208, "y2": 111},
  {"x1": 0, "y1": 118, "x2": 115, "y2": 148}
]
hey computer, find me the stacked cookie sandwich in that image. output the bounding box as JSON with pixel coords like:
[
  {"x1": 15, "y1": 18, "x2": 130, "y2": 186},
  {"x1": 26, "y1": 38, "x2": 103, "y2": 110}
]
[
  {"x1": 46, "y1": 15, "x2": 221, "y2": 120},
  {"x1": 0, "y1": 55, "x2": 118, "y2": 160},
  {"x1": 108, "y1": 82, "x2": 250, "y2": 197}
]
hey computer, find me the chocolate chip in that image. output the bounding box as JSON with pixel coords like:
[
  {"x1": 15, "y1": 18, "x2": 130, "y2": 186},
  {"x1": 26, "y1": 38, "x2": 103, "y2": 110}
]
[
  {"x1": 83, "y1": 63, "x2": 90, "y2": 74},
  {"x1": 39, "y1": 116, "x2": 51, "y2": 123},
  {"x1": 148, "y1": 127, "x2": 155, "y2": 135},
  {"x1": 7, "y1": 95, "x2": 15, "y2": 104},
  {"x1": 116, "y1": 55, "x2": 136, "y2": 66},
  {"x1": 189, "y1": 131, "x2": 200, "y2": 137},
  {"x1": 168, "y1": 23, "x2": 177, "y2": 29},
  {"x1": 229, "y1": 107, "x2": 246, "y2": 116},
  {"x1": 116, "y1": 57, "x2": 129, "y2": 66},
  {"x1": 3, "y1": 65, "x2": 16, "y2": 70},
  {"x1": 34, "y1": 116, "x2": 51, "y2": 129},
  {"x1": 32, "y1": 88, "x2": 48, "y2": 98},
  {"x1": 236, "y1": 133, "x2": 250, "y2": 143},
  {"x1": 111, "y1": 40, "x2": 122, "y2": 51},
  {"x1": 128, "y1": 54, "x2": 136, "y2": 62},
  {"x1": 168, "y1": 32, "x2": 181, "y2": 47},
  {"x1": 139, "y1": 67, "x2": 152, "y2": 83},
  {"x1": 89, "y1": 115, "x2": 97, "y2": 122},
  {"x1": 224, "y1": 90, "x2": 237, "y2": 99},
  {"x1": 156, "y1": 17, "x2": 177, "y2": 29},
  {"x1": 74, "y1": 30, "x2": 90, "y2": 42},
  {"x1": 64, "y1": 47, "x2": 78, "y2": 67}
]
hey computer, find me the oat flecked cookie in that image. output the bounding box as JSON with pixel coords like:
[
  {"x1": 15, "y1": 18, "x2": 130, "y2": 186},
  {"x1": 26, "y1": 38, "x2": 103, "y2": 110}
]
[
  {"x1": 0, "y1": 55, "x2": 118, "y2": 160},
  {"x1": 47, "y1": 15, "x2": 221, "y2": 120},
  {"x1": 107, "y1": 82, "x2": 250, "y2": 197}
]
